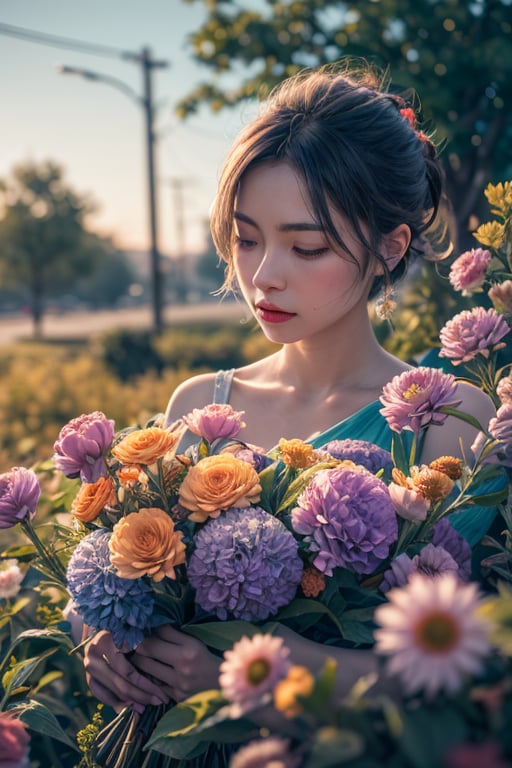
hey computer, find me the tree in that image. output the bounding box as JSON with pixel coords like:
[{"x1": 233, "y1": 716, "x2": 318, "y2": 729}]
[
  {"x1": 0, "y1": 160, "x2": 129, "y2": 339},
  {"x1": 179, "y1": 0, "x2": 512, "y2": 247}
]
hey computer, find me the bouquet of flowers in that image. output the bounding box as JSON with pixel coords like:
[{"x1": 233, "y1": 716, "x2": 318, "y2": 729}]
[
  {"x1": 2, "y1": 361, "x2": 509, "y2": 766},
  {"x1": 1, "y1": 180, "x2": 511, "y2": 768}
]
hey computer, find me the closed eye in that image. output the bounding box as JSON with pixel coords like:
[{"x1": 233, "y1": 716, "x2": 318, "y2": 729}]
[
  {"x1": 294, "y1": 246, "x2": 330, "y2": 258},
  {"x1": 234, "y1": 235, "x2": 257, "y2": 249}
]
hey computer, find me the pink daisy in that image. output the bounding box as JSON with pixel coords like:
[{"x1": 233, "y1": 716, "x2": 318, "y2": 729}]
[
  {"x1": 229, "y1": 736, "x2": 301, "y2": 768},
  {"x1": 448, "y1": 248, "x2": 491, "y2": 296},
  {"x1": 374, "y1": 572, "x2": 492, "y2": 698},
  {"x1": 219, "y1": 633, "x2": 290, "y2": 714},
  {"x1": 439, "y1": 307, "x2": 510, "y2": 365}
]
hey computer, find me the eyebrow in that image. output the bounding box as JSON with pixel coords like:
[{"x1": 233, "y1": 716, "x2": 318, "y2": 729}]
[{"x1": 234, "y1": 211, "x2": 324, "y2": 233}]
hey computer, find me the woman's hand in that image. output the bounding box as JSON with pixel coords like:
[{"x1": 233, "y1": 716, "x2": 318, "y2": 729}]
[
  {"x1": 84, "y1": 631, "x2": 170, "y2": 714},
  {"x1": 131, "y1": 625, "x2": 221, "y2": 703}
]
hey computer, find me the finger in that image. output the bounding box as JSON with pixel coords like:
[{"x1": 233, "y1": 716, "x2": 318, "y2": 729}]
[
  {"x1": 86, "y1": 647, "x2": 169, "y2": 706},
  {"x1": 131, "y1": 651, "x2": 178, "y2": 689}
]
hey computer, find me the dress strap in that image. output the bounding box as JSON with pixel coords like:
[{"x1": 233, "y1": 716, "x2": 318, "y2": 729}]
[{"x1": 213, "y1": 369, "x2": 235, "y2": 404}]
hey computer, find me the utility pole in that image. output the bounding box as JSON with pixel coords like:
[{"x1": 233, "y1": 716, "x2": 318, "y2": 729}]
[
  {"x1": 57, "y1": 47, "x2": 168, "y2": 334},
  {"x1": 139, "y1": 47, "x2": 166, "y2": 333}
]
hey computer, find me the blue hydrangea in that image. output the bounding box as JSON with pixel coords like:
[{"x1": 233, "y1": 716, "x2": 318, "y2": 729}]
[
  {"x1": 321, "y1": 439, "x2": 393, "y2": 480},
  {"x1": 188, "y1": 506, "x2": 303, "y2": 621},
  {"x1": 66, "y1": 528, "x2": 154, "y2": 649}
]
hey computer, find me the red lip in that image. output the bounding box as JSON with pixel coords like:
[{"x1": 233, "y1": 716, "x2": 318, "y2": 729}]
[{"x1": 255, "y1": 301, "x2": 296, "y2": 324}]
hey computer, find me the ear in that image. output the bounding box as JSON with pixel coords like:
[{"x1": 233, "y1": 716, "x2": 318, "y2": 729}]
[{"x1": 375, "y1": 224, "x2": 411, "y2": 275}]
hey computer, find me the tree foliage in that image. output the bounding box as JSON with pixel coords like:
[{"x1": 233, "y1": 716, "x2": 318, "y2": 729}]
[
  {"x1": 0, "y1": 160, "x2": 133, "y2": 338},
  {"x1": 179, "y1": 0, "x2": 512, "y2": 245}
]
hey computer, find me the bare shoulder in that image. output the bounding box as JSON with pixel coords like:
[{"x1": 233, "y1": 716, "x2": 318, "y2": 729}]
[
  {"x1": 164, "y1": 372, "x2": 218, "y2": 426},
  {"x1": 421, "y1": 380, "x2": 496, "y2": 463}
]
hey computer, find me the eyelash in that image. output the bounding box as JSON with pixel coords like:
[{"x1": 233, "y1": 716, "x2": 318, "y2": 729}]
[{"x1": 234, "y1": 236, "x2": 329, "y2": 259}]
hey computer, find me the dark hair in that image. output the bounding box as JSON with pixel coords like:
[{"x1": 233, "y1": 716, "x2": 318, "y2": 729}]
[{"x1": 210, "y1": 62, "x2": 447, "y2": 299}]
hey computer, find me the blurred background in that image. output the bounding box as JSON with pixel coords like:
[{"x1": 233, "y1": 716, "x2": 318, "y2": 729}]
[{"x1": 0, "y1": 0, "x2": 511, "y2": 470}]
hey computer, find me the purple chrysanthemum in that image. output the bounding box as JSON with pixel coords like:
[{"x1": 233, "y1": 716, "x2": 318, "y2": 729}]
[
  {"x1": 66, "y1": 528, "x2": 154, "y2": 649},
  {"x1": 448, "y1": 248, "x2": 491, "y2": 296},
  {"x1": 53, "y1": 411, "x2": 115, "y2": 483},
  {"x1": 432, "y1": 518, "x2": 472, "y2": 581},
  {"x1": 0, "y1": 466, "x2": 41, "y2": 530},
  {"x1": 379, "y1": 367, "x2": 461, "y2": 434},
  {"x1": 188, "y1": 506, "x2": 303, "y2": 621},
  {"x1": 291, "y1": 466, "x2": 398, "y2": 576},
  {"x1": 439, "y1": 307, "x2": 510, "y2": 366},
  {"x1": 380, "y1": 544, "x2": 459, "y2": 593},
  {"x1": 321, "y1": 439, "x2": 393, "y2": 479}
]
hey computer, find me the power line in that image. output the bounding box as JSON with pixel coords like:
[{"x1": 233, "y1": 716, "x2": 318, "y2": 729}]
[{"x1": 0, "y1": 22, "x2": 131, "y2": 60}]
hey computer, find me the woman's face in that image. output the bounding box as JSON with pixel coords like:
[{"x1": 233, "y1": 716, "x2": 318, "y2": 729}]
[{"x1": 232, "y1": 161, "x2": 377, "y2": 345}]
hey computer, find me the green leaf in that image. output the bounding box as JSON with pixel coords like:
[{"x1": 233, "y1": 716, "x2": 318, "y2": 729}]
[
  {"x1": 391, "y1": 434, "x2": 409, "y2": 474},
  {"x1": 16, "y1": 699, "x2": 80, "y2": 750},
  {"x1": 465, "y1": 488, "x2": 509, "y2": 506},
  {"x1": 305, "y1": 727, "x2": 364, "y2": 767},
  {"x1": 440, "y1": 406, "x2": 485, "y2": 432},
  {"x1": 2, "y1": 648, "x2": 60, "y2": 699},
  {"x1": 274, "y1": 598, "x2": 345, "y2": 636}
]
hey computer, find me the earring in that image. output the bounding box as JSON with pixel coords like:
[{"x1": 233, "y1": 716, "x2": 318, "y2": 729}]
[{"x1": 375, "y1": 286, "x2": 397, "y2": 321}]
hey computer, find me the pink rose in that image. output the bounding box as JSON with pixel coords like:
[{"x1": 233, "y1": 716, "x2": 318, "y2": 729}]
[{"x1": 183, "y1": 403, "x2": 246, "y2": 443}]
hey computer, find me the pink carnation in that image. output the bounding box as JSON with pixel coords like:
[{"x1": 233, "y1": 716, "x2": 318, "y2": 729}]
[
  {"x1": 379, "y1": 367, "x2": 461, "y2": 435},
  {"x1": 182, "y1": 403, "x2": 246, "y2": 443},
  {"x1": 448, "y1": 248, "x2": 491, "y2": 296},
  {"x1": 0, "y1": 711, "x2": 30, "y2": 767},
  {"x1": 388, "y1": 482, "x2": 429, "y2": 521},
  {"x1": 439, "y1": 307, "x2": 510, "y2": 366},
  {"x1": 497, "y1": 374, "x2": 512, "y2": 405}
]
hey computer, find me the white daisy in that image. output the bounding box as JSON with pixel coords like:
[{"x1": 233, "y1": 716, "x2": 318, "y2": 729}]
[
  {"x1": 219, "y1": 633, "x2": 290, "y2": 714},
  {"x1": 374, "y1": 572, "x2": 492, "y2": 698}
]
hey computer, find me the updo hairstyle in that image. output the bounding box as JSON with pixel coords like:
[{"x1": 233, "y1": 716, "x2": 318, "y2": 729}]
[{"x1": 210, "y1": 62, "x2": 447, "y2": 300}]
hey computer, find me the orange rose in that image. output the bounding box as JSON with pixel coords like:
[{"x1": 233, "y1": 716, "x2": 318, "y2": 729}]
[
  {"x1": 112, "y1": 426, "x2": 182, "y2": 466},
  {"x1": 71, "y1": 476, "x2": 116, "y2": 523},
  {"x1": 109, "y1": 507, "x2": 186, "y2": 581},
  {"x1": 178, "y1": 454, "x2": 262, "y2": 523}
]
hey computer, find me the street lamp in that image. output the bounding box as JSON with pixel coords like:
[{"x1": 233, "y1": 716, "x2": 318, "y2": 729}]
[{"x1": 56, "y1": 47, "x2": 169, "y2": 335}]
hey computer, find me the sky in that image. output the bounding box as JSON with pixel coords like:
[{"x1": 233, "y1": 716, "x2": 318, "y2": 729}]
[{"x1": 0, "y1": 0, "x2": 256, "y2": 258}]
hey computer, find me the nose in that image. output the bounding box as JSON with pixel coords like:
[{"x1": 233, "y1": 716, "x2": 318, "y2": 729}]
[{"x1": 252, "y1": 246, "x2": 286, "y2": 291}]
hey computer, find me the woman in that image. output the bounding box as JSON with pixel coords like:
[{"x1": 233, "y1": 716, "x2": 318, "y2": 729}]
[{"x1": 84, "y1": 62, "x2": 497, "y2": 732}]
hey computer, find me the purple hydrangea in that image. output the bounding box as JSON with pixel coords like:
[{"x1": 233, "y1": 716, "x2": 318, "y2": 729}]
[
  {"x1": 291, "y1": 466, "x2": 398, "y2": 576},
  {"x1": 66, "y1": 528, "x2": 154, "y2": 649},
  {"x1": 188, "y1": 506, "x2": 303, "y2": 621},
  {"x1": 439, "y1": 307, "x2": 510, "y2": 366},
  {"x1": 380, "y1": 544, "x2": 459, "y2": 593},
  {"x1": 432, "y1": 518, "x2": 472, "y2": 581},
  {"x1": 0, "y1": 467, "x2": 41, "y2": 529},
  {"x1": 321, "y1": 439, "x2": 393, "y2": 479},
  {"x1": 380, "y1": 367, "x2": 461, "y2": 435},
  {"x1": 53, "y1": 411, "x2": 115, "y2": 483}
]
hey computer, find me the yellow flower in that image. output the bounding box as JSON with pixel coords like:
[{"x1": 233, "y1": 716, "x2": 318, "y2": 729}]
[
  {"x1": 410, "y1": 466, "x2": 454, "y2": 502},
  {"x1": 484, "y1": 181, "x2": 512, "y2": 215},
  {"x1": 274, "y1": 665, "x2": 315, "y2": 717},
  {"x1": 178, "y1": 454, "x2": 262, "y2": 523},
  {"x1": 473, "y1": 221, "x2": 505, "y2": 250},
  {"x1": 278, "y1": 438, "x2": 318, "y2": 468},
  {"x1": 109, "y1": 507, "x2": 185, "y2": 581},
  {"x1": 112, "y1": 426, "x2": 183, "y2": 466},
  {"x1": 428, "y1": 456, "x2": 463, "y2": 481},
  {"x1": 489, "y1": 280, "x2": 512, "y2": 315},
  {"x1": 71, "y1": 476, "x2": 116, "y2": 523}
]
